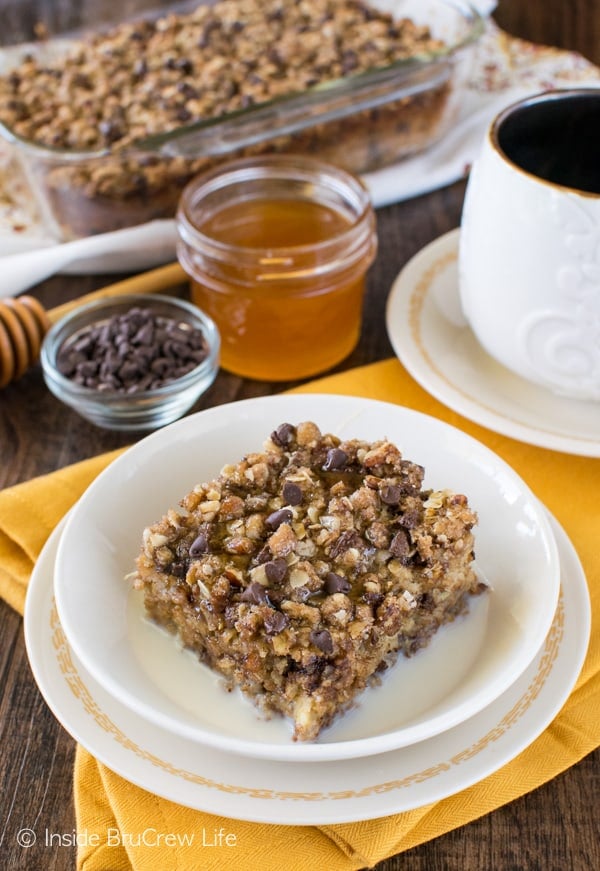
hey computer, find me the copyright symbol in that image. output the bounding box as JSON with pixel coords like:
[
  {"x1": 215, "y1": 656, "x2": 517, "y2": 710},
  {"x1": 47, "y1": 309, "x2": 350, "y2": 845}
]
[{"x1": 17, "y1": 828, "x2": 36, "y2": 848}]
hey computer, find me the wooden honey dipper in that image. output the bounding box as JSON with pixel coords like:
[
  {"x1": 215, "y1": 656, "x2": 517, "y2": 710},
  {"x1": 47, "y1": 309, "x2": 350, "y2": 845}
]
[{"x1": 0, "y1": 261, "x2": 187, "y2": 389}]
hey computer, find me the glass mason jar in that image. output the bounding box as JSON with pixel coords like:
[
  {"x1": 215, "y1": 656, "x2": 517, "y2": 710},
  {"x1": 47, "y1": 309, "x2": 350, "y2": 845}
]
[{"x1": 175, "y1": 155, "x2": 377, "y2": 381}]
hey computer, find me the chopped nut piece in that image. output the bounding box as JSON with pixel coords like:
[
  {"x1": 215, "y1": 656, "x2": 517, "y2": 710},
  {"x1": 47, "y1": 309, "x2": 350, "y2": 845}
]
[{"x1": 268, "y1": 522, "x2": 297, "y2": 557}]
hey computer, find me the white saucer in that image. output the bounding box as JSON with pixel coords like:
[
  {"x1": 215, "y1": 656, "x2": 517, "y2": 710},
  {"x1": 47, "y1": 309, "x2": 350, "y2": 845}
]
[
  {"x1": 386, "y1": 229, "x2": 600, "y2": 456},
  {"x1": 23, "y1": 512, "x2": 590, "y2": 825}
]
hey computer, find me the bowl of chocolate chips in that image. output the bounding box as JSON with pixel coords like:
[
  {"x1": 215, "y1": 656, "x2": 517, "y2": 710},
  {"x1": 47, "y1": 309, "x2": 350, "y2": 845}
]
[{"x1": 40, "y1": 293, "x2": 220, "y2": 430}]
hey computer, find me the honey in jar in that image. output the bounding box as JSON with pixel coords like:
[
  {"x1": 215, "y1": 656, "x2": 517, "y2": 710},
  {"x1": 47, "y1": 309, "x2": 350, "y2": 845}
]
[{"x1": 176, "y1": 155, "x2": 377, "y2": 381}]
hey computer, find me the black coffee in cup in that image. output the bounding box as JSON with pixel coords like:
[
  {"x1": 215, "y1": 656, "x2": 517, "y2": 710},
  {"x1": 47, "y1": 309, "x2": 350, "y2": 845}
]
[{"x1": 493, "y1": 89, "x2": 600, "y2": 194}]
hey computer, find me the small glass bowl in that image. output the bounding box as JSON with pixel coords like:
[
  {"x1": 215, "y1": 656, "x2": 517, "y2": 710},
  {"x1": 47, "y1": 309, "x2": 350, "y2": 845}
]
[{"x1": 40, "y1": 293, "x2": 220, "y2": 431}]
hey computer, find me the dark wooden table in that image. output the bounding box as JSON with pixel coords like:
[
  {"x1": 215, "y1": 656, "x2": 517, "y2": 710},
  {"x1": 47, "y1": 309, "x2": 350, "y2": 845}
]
[{"x1": 1, "y1": 2, "x2": 599, "y2": 870}]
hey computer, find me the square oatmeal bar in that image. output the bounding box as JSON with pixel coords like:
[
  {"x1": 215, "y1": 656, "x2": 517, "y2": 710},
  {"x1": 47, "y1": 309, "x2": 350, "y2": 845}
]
[{"x1": 132, "y1": 421, "x2": 485, "y2": 741}]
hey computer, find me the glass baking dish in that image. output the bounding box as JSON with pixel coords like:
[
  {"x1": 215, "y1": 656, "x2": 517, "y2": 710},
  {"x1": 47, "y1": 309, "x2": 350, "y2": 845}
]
[{"x1": 0, "y1": 0, "x2": 483, "y2": 240}]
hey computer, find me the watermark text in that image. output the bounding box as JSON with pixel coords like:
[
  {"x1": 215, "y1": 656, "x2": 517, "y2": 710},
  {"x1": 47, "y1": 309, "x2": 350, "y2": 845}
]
[{"x1": 15, "y1": 826, "x2": 238, "y2": 850}]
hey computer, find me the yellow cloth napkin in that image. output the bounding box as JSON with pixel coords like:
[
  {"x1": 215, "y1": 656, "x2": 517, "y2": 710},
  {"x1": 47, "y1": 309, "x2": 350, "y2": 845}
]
[{"x1": 1, "y1": 359, "x2": 598, "y2": 871}]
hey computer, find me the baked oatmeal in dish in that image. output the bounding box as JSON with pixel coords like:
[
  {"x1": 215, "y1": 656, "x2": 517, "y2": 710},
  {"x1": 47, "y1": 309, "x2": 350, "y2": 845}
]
[
  {"x1": 132, "y1": 421, "x2": 486, "y2": 742},
  {"x1": 0, "y1": 0, "x2": 445, "y2": 154},
  {"x1": 0, "y1": 0, "x2": 480, "y2": 238}
]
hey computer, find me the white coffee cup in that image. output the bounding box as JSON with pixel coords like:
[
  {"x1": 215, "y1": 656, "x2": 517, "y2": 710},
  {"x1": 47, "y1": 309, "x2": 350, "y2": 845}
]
[{"x1": 459, "y1": 88, "x2": 600, "y2": 402}]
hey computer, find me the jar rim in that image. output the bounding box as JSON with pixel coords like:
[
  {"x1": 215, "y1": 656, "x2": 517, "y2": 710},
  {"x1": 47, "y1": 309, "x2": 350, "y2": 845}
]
[{"x1": 176, "y1": 154, "x2": 374, "y2": 259}]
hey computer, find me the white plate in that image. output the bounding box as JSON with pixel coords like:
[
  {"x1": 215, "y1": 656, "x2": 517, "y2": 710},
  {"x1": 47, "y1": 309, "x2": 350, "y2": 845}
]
[
  {"x1": 53, "y1": 395, "x2": 559, "y2": 762},
  {"x1": 24, "y1": 511, "x2": 589, "y2": 824},
  {"x1": 386, "y1": 229, "x2": 600, "y2": 456}
]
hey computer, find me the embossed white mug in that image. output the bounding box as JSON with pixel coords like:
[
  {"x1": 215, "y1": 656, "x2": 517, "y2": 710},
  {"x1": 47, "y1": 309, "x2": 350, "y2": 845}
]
[{"x1": 459, "y1": 88, "x2": 600, "y2": 401}]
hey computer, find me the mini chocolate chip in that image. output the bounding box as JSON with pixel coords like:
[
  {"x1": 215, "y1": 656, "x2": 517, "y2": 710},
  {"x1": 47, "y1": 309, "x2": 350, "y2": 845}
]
[
  {"x1": 265, "y1": 508, "x2": 293, "y2": 529},
  {"x1": 164, "y1": 339, "x2": 189, "y2": 358},
  {"x1": 177, "y1": 81, "x2": 198, "y2": 99},
  {"x1": 98, "y1": 118, "x2": 123, "y2": 143},
  {"x1": 270, "y1": 422, "x2": 295, "y2": 447},
  {"x1": 118, "y1": 360, "x2": 141, "y2": 382},
  {"x1": 57, "y1": 349, "x2": 86, "y2": 375},
  {"x1": 116, "y1": 339, "x2": 130, "y2": 357},
  {"x1": 323, "y1": 447, "x2": 348, "y2": 471},
  {"x1": 324, "y1": 572, "x2": 351, "y2": 595},
  {"x1": 310, "y1": 628, "x2": 334, "y2": 655},
  {"x1": 97, "y1": 376, "x2": 120, "y2": 391},
  {"x1": 170, "y1": 560, "x2": 188, "y2": 579},
  {"x1": 380, "y1": 484, "x2": 402, "y2": 505},
  {"x1": 329, "y1": 530, "x2": 362, "y2": 558},
  {"x1": 132, "y1": 322, "x2": 153, "y2": 345},
  {"x1": 177, "y1": 57, "x2": 194, "y2": 73},
  {"x1": 389, "y1": 529, "x2": 411, "y2": 562},
  {"x1": 76, "y1": 360, "x2": 98, "y2": 378},
  {"x1": 363, "y1": 589, "x2": 383, "y2": 607},
  {"x1": 282, "y1": 481, "x2": 302, "y2": 505},
  {"x1": 241, "y1": 582, "x2": 269, "y2": 605},
  {"x1": 263, "y1": 609, "x2": 289, "y2": 635},
  {"x1": 72, "y1": 334, "x2": 94, "y2": 353},
  {"x1": 417, "y1": 592, "x2": 435, "y2": 611},
  {"x1": 100, "y1": 350, "x2": 120, "y2": 375},
  {"x1": 264, "y1": 558, "x2": 288, "y2": 584},
  {"x1": 189, "y1": 532, "x2": 209, "y2": 557},
  {"x1": 398, "y1": 508, "x2": 422, "y2": 529},
  {"x1": 132, "y1": 58, "x2": 147, "y2": 78},
  {"x1": 255, "y1": 545, "x2": 272, "y2": 564},
  {"x1": 135, "y1": 373, "x2": 154, "y2": 391},
  {"x1": 150, "y1": 357, "x2": 171, "y2": 375},
  {"x1": 342, "y1": 48, "x2": 359, "y2": 74}
]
